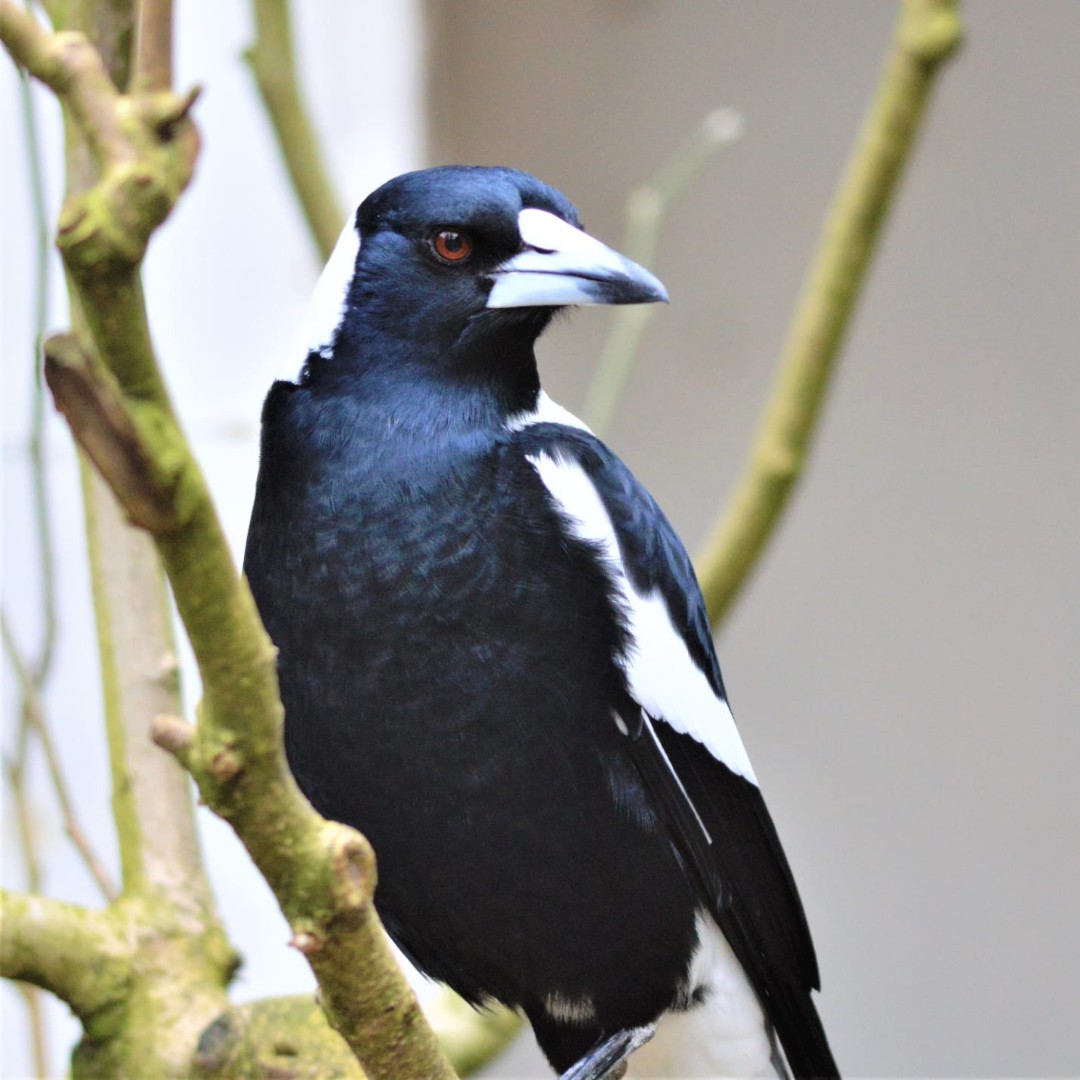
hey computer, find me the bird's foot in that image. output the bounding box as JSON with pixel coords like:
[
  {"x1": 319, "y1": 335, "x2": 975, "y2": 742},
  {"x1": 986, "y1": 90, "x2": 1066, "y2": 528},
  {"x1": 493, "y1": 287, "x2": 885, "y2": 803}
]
[{"x1": 559, "y1": 1024, "x2": 656, "y2": 1080}]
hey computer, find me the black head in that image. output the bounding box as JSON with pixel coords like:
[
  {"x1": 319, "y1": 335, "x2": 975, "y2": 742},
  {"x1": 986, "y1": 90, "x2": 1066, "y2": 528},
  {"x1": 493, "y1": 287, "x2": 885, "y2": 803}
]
[{"x1": 296, "y1": 166, "x2": 667, "y2": 388}]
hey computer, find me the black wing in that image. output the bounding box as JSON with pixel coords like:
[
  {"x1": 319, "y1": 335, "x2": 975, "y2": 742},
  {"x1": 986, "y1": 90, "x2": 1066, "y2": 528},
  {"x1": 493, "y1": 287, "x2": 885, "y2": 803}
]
[{"x1": 520, "y1": 424, "x2": 838, "y2": 1079}]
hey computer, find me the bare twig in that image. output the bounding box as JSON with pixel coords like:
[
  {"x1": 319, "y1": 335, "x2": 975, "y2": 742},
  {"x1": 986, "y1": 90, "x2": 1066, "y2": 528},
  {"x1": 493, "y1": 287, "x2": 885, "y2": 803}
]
[
  {"x1": 132, "y1": 0, "x2": 171, "y2": 91},
  {"x1": 696, "y1": 0, "x2": 963, "y2": 624},
  {"x1": 4, "y1": 741, "x2": 50, "y2": 1080},
  {"x1": 9, "y1": 55, "x2": 59, "y2": 1077},
  {"x1": 244, "y1": 0, "x2": 344, "y2": 260},
  {"x1": 18, "y1": 63, "x2": 57, "y2": 681},
  {"x1": 583, "y1": 108, "x2": 743, "y2": 437},
  {"x1": 1, "y1": 610, "x2": 119, "y2": 900}
]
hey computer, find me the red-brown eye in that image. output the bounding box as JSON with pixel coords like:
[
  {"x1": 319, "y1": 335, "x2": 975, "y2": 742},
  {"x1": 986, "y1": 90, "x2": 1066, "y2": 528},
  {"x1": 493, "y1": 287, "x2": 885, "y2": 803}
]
[{"x1": 432, "y1": 229, "x2": 473, "y2": 263}]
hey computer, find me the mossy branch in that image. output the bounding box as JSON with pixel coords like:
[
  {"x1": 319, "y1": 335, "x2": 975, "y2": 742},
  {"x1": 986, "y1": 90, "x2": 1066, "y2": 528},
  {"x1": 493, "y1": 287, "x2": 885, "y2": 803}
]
[
  {"x1": 192, "y1": 996, "x2": 365, "y2": 1078},
  {"x1": 696, "y1": 0, "x2": 963, "y2": 625},
  {"x1": 0, "y1": 889, "x2": 132, "y2": 1027},
  {"x1": 244, "y1": 0, "x2": 344, "y2": 261},
  {"x1": 3, "y1": 6, "x2": 455, "y2": 1076}
]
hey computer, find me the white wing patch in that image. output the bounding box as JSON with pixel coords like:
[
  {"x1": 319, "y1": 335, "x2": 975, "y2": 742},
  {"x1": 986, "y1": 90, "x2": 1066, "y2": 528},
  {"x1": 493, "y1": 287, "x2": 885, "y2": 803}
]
[
  {"x1": 526, "y1": 448, "x2": 758, "y2": 786},
  {"x1": 504, "y1": 390, "x2": 594, "y2": 434},
  {"x1": 280, "y1": 218, "x2": 362, "y2": 380}
]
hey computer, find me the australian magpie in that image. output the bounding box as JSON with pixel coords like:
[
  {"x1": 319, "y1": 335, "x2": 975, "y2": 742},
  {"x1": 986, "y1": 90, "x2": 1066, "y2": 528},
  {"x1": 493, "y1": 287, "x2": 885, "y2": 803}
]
[{"x1": 244, "y1": 166, "x2": 839, "y2": 1079}]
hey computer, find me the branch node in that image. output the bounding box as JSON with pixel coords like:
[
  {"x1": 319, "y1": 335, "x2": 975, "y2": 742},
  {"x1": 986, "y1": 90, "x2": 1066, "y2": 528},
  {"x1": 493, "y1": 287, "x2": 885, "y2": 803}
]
[
  {"x1": 900, "y1": 4, "x2": 963, "y2": 66},
  {"x1": 44, "y1": 333, "x2": 182, "y2": 532},
  {"x1": 289, "y1": 930, "x2": 323, "y2": 956},
  {"x1": 326, "y1": 826, "x2": 375, "y2": 911},
  {"x1": 152, "y1": 713, "x2": 195, "y2": 758},
  {"x1": 207, "y1": 748, "x2": 243, "y2": 784},
  {"x1": 153, "y1": 84, "x2": 202, "y2": 140}
]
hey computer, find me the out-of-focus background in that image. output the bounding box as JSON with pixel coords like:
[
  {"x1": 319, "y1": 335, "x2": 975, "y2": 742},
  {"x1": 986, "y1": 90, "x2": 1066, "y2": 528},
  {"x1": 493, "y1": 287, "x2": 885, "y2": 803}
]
[{"x1": 3, "y1": 2, "x2": 1077, "y2": 1076}]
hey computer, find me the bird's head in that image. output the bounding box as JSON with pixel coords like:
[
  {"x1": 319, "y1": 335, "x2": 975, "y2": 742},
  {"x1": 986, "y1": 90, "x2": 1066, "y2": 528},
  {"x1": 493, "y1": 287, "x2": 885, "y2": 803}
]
[{"x1": 295, "y1": 166, "x2": 667, "y2": 388}]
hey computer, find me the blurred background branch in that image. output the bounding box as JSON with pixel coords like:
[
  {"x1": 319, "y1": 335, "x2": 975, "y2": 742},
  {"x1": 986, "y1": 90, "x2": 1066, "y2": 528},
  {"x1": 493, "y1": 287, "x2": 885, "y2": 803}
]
[
  {"x1": 584, "y1": 106, "x2": 743, "y2": 437},
  {"x1": 245, "y1": 0, "x2": 344, "y2": 260},
  {"x1": 695, "y1": 0, "x2": 963, "y2": 624}
]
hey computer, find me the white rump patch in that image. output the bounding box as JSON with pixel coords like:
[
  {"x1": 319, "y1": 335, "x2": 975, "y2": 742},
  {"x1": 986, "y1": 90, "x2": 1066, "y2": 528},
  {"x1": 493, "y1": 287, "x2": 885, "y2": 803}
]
[
  {"x1": 625, "y1": 914, "x2": 774, "y2": 1078},
  {"x1": 526, "y1": 449, "x2": 758, "y2": 786},
  {"x1": 543, "y1": 991, "x2": 597, "y2": 1026},
  {"x1": 280, "y1": 218, "x2": 361, "y2": 380},
  {"x1": 504, "y1": 391, "x2": 593, "y2": 434}
]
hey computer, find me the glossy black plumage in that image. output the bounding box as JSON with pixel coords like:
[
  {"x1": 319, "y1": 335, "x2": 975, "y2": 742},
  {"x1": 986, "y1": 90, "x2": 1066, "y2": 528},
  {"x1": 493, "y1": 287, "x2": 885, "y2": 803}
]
[{"x1": 244, "y1": 166, "x2": 838, "y2": 1078}]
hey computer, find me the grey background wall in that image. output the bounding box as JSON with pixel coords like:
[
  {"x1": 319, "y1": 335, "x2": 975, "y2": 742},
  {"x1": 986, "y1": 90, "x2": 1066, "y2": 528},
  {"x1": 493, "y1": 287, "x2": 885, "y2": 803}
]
[{"x1": 427, "y1": 3, "x2": 1079, "y2": 1077}]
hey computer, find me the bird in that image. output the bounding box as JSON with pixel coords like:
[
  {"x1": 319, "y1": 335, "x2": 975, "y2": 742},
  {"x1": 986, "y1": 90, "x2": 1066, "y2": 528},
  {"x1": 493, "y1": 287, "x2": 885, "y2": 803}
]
[{"x1": 243, "y1": 165, "x2": 839, "y2": 1079}]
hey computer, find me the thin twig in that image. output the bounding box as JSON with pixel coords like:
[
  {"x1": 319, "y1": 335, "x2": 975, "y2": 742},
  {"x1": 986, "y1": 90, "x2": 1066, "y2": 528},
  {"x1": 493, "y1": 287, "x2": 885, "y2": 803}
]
[
  {"x1": 1, "y1": 610, "x2": 119, "y2": 901},
  {"x1": 132, "y1": 0, "x2": 172, "y2": 92},
  {"x1": 583, "y1": 108, "x2": 743, "y2": 437},
  {"x1": 6, "y1": 719, "x2": 51, "y2": 1079},
  {"x1": 696, "y1": 0, "x2": 963, "y2": 625},
  {"x1": 16, "y1": 983, "x2": 50, "y2": 1080},
  {"x1": 10, "y1": 56, "x2": 57, "y2": 1077},
  {"x1": 18, "y1": 62, "x2": 57, "y2": 682},
  {"x1": 244, "y1": 0, "x2": 344, "y2": 260},
  {"x1": 5, "y1": 741, "x2": 50, "y2": 1080}
]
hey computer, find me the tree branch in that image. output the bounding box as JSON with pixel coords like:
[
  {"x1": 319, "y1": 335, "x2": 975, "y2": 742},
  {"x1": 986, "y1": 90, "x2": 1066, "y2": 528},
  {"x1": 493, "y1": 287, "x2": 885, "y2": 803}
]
[
  {"x1": 5, "y1": 8, "x2": 456, "y2": 1076},
  {"x1": 1, "y1": 3, "x2": 130, "y2": 167},
  {"x1": 44, "y1": 333, "x2": 180, "y2": 532},
  {"x1": 1, "y1": 609, "x2": 119, "y2": 899},
  {"x1": 244, "y1": 0, "x2": 345, "y2": 261},
  {"x1": 132, "y1": 0, "x2": 170, "y2": 91},
  {"x1": 3, "y1": 5, "x2": 239, "y2": 1076},
  {"x1": 696, "y1": 0, "x2": 963, "y2": 624},
  {"x1": 427, "y1": 994, "x2": 525, "y2": 1077},
  {"x1": 0, "y1": 889, "x2": 131, "y2": 1025},
  {"x1": 192, "y1": 996, "x2": 366, "y2": 1078}
]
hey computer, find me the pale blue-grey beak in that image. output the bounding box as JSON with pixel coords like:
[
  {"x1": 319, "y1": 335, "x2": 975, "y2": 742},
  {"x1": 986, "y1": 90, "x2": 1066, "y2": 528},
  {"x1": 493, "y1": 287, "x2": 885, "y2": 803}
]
[{"x1": 486, "y1": 208, "x2": 669, "y2": 309}]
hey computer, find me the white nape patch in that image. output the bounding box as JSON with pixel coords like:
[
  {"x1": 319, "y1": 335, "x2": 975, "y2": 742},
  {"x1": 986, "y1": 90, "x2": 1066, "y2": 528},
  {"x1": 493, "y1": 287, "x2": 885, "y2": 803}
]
[
  {"x1": 280, "y1": 218, "x2": 361, "y2": 380},
  {"x1": 626, "y1": 914, "x2": 774, "y2": 1079},
  {"x1": 543, "y1": 991, "x2": 597, "y2": 1026},
  {"x1": 504, "y1": 391, "x2": 593, "y2": 434},
  {"x1": 526, "y1": 451, "x2": 758, "y2": 786}
]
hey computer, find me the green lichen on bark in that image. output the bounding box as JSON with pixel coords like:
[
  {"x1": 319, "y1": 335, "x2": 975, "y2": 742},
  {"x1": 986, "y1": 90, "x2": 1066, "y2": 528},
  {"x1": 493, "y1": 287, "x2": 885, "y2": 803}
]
[{"x1": 192, "y1": 996, "x2": 366, "y2": 1078}]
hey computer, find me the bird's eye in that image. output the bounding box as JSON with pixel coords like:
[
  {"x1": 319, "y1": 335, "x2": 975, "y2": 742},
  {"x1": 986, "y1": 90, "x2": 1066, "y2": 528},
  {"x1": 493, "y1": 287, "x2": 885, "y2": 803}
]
[{"x1": 431, "y1": 229, "x2": 473, "y2": 264}]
